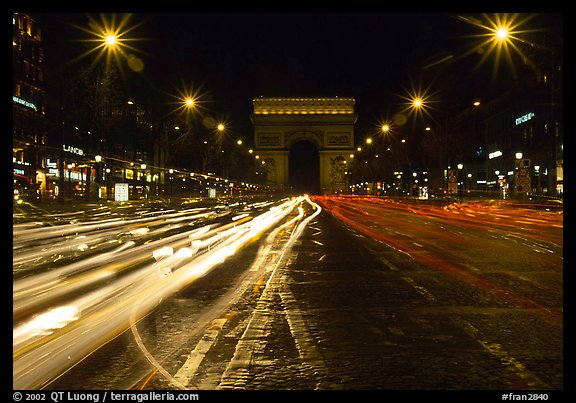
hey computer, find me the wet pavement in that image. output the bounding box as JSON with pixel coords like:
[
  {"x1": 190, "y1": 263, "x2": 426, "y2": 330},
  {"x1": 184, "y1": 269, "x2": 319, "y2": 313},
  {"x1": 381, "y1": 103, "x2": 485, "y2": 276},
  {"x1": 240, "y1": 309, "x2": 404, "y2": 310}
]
[
  {"x1": 29, "y1": 196, "x2": 565, "y2": 395},
  {"x1": 144, "y1": 201, "x2": 563, "y2": 391}
]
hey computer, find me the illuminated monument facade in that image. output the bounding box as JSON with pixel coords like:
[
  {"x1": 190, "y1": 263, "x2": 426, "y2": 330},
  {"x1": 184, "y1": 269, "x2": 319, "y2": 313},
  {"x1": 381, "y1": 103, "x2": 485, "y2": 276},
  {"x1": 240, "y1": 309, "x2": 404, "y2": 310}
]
[{"x1": 251, "y1": 97, "x2": 357, "y2": 194}]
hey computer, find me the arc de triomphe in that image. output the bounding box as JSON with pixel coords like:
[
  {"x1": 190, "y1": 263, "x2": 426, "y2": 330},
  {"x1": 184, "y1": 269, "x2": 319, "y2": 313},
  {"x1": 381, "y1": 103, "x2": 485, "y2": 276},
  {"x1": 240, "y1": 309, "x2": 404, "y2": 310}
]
[{"x1": 251, "y1": 97, "x2": 357, "y2": 194}]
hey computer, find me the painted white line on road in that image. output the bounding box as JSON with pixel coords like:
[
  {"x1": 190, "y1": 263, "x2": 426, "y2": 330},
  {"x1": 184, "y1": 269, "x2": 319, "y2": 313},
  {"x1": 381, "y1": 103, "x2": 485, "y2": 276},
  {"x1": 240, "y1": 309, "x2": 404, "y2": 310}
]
[
  {"x1": 376, "y1": 253, "x2": 401, "y2": 272},
  {"x1": 402, "y1": 276, "x2": 436, "y2": 302},
  {"x1": 456, "y1": 318, "x2": 551, "y2": 389},
  {"x1": 173, "y1": 318, "x2": 227, "y2": 387},
  {"x1": 279, "y1": 276, "x2": 335, "y2": 389}
]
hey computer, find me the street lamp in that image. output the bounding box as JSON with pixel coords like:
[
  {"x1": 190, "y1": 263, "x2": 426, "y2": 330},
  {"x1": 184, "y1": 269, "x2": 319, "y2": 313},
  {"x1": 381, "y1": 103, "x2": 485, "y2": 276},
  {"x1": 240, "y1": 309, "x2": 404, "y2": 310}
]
[
  {"x1": 140, "y1": 163, "x2": 147, "y2": 198},
  {"x1": 94, "y1": 155, "x2": 102, "y2": 200},
  {"x1": 534, "y1": 165, "x2": 541, "y2": 194},
  {"x1": 67, "y1": 163, "x2": 73, "y2": 198},
  {"x1": 105, "y1": 168, "x2": 111, "y2": 199},
  {"x1": 457, "y1": 164, "x2": 464, "y2": 201}
]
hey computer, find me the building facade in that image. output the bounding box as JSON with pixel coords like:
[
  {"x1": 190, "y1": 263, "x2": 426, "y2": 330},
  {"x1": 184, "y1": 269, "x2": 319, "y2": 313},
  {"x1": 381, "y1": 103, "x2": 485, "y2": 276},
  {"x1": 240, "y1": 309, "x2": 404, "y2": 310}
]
[
  {"x1": 13, "y1": 12, "x2": 47, "y2": 200},
  {"x1": 470, "y1": 77, "x2": 563, "y2": 199}
]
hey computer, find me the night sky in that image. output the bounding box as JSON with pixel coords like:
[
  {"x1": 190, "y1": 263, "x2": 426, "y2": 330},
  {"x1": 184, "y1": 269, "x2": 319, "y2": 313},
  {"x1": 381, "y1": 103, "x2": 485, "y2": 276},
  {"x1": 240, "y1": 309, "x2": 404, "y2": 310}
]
[{"x1": 33, "y1": 12, "x2": 563, "y2": 139}]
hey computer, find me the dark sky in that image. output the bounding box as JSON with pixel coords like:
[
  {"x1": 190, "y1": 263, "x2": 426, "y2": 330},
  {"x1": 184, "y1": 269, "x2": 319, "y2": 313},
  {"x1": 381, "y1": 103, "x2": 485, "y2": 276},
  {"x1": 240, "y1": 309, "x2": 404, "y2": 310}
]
[
  {"x1": 33, "y1": 12, "x2": 563, "y2": 138},
  {"x1": 140, "y1": 13, "x2": 474, "y2": 124}
]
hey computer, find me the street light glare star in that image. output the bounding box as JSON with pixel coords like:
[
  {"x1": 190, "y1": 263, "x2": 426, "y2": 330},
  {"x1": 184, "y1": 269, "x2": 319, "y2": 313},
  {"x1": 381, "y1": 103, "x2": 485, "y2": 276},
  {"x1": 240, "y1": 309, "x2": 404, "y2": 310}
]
[
  {"x1": 496, "y1": 28, "x2": 508, "y2": 40},
  {"x1": 105, "y1": 34, "x2": 117, "y2": 46},
  {"x1": 67, "y1": 13, "x2": 148, "y2": 73},
  {"x1": 456, "y1": 13, "x2": 545, "y2": 79},
  {"x1": 396, "y1": 82, "x2": 437, "y2": 124}
]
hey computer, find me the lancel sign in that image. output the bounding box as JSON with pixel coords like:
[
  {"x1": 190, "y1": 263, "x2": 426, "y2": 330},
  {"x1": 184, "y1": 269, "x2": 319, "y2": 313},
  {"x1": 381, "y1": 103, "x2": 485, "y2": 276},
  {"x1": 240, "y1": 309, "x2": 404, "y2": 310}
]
[{"x1": 63, "y1": 145, "x2": 85, "y2": 156}]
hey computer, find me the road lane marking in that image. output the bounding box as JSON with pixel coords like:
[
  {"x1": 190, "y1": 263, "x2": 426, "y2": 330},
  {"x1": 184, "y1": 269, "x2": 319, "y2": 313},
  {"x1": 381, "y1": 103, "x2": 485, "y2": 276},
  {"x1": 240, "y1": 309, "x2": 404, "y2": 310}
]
[
  {"x1": 173, "y1": 317, "x2": 228, "y2": 387},
  {"x1": 456, "y1": 318, "x2": 551, "y2": 389},
  {"x1": 278, "y1": 277, "x2": 335, "y2": 389},
  {"x1": 375, "y1": 253, "x2": 400, "y2": 272},
  {"x1": 402, "y1": 276, "x2": 436, "y2": 302}
]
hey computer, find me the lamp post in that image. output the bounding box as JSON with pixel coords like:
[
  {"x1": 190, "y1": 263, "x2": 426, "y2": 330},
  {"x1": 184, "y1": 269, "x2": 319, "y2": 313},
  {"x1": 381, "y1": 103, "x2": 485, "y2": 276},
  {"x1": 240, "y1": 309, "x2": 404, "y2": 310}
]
[
  {"x1": 94, "y1": 155, "x2": 102, "y2": 200},
  {"x1": 67, "y1": 163, "x2": 73, "y2": 198},
  {"x1": 140, "y1": 163, "x2": 147, "y2": 199},
  {"x1": 457, "y1": 163, "x2": 464, "y2": 202},
  {"x1": 534, "y1": 165, "x2": 541, "y2": 194},
  {"x1": 105, "y1": 168, "x2": 111, "y2": 200}
]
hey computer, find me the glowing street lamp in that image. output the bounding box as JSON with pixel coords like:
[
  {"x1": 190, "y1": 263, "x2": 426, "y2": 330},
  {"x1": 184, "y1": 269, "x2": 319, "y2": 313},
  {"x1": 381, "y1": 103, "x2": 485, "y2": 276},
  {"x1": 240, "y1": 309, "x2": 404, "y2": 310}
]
[
  {"x1": 457, "y1": 164, "x2": 464, "y2": 200},
  {"x1": 185, "y1": 97, "x2": 196, "y2": 109},
  {"x1": 105, "y1": 33, "x2": 117, "y2": 47}
]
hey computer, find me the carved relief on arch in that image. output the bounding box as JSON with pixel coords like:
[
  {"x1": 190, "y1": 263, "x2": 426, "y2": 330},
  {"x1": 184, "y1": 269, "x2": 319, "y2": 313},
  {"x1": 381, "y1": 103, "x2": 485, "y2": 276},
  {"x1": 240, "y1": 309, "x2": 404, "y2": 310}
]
[
  {"x1": 262, "y1": 158, "x2": 277, "y2": 184},
  {"x1": 330, "y1": 155, "x2": 347, "y2": 189},
  {"x1": 285, "y1": 130, "x2": 323, "y2": 149}
]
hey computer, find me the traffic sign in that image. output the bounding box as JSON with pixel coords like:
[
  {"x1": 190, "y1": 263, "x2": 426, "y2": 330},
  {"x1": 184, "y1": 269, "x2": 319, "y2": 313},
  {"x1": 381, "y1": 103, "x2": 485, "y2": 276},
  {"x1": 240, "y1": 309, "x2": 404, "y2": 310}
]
[{"x1": 516, "y1": 171, "x2": 531, "y2": 192}]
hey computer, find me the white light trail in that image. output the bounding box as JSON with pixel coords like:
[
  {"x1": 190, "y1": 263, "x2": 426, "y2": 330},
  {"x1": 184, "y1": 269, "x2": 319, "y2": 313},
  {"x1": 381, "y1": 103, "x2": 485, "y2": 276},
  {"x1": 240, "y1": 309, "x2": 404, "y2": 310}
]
[{"x1": 13, "y1": 197, "x2": 308, "y2": 389}]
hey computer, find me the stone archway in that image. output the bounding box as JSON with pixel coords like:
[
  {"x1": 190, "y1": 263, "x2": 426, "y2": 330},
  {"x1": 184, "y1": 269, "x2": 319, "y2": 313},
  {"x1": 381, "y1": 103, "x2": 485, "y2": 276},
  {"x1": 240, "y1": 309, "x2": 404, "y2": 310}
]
[{"x1": 251, "y1": 97, "x2": 357, "y2": 194}]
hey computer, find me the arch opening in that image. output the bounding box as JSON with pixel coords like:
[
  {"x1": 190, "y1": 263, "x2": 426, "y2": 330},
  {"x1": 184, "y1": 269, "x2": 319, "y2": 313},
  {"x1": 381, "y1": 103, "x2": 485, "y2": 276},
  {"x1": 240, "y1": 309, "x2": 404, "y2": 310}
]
[{"x1": 289, "y1": 140, "x2": 320, "y2": 195}]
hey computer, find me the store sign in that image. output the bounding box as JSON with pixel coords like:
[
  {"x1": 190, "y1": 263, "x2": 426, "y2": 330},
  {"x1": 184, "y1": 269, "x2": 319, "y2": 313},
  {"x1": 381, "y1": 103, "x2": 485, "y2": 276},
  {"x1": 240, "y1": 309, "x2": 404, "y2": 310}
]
[
  {"x1": 515, "y1": 112, "x2": 535, "y2": 125},
  {"x1": 13, "y1": 95, "x2": 37, "y2": 111},
  {"x1": 489, "y1": 150, "x2": 502, "y2": 159},
  {"x1": 63, "y1": 145, "x2": 85, "y2": 156}
]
